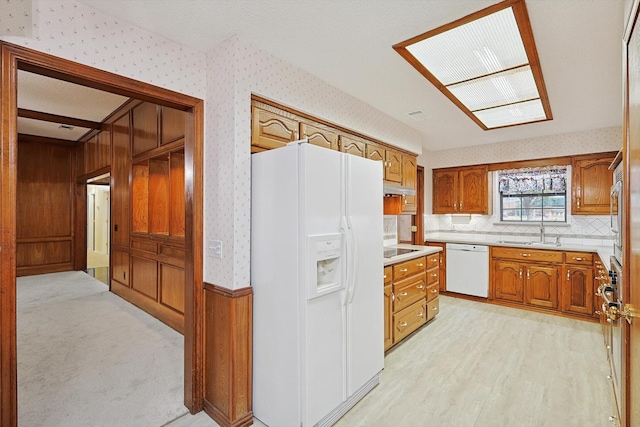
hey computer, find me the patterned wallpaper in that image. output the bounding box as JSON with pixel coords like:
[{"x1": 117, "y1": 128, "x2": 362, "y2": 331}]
[
  {"x1": 0, "y1": 0, "x2": 206, "y2": 97},
  {"x1": 0, "y1": 0, "x2": 32, "y2": 37},
  {"x1": 207, "y1": 36, "x2": 424, "y2": 289},
  {"x1": 419, "y1": 126, "x2": 622, "y2": 242}
]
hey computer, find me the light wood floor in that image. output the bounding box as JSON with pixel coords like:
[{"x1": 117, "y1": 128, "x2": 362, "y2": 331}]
[{"x1": 172, "y1": 295, "x2": 614, "y2": 427}]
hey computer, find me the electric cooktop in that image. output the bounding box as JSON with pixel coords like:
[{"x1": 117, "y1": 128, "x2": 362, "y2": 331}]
[{"x1": 383, "y1": 248, "x2": 420, "y2": 259}]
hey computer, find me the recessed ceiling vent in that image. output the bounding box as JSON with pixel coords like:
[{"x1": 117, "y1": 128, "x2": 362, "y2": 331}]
[
  {"x1": 58, "y1": 124, "x2": 75, "y2": 130},
  {"x1": 407, "y1": 110, "x2": 430, "y2": 121}
]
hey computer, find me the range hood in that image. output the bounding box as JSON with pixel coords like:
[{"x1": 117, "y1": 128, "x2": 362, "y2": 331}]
[{"x1": 383, "y1": 183, "x2": 416, "y2": 196}]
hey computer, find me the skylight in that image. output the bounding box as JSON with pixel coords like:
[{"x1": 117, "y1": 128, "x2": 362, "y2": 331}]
[{"x1": 393, "y1": 0, "x2": 552, "y2": 130}]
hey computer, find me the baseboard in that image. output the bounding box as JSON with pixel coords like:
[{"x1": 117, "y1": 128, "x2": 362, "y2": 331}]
[{"x1": 203, "y1": 400, "x2": 253, "y2": 427}]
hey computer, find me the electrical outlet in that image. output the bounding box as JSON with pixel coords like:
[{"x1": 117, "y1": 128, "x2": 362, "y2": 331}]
[{"x1": 208, "y1": 240, "x2": 222, "y2": 259}]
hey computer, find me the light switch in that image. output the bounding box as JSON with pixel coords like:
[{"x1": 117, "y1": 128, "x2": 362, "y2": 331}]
[{"x1": 208, "y1": 240, "x2": 222, "y2": 259}]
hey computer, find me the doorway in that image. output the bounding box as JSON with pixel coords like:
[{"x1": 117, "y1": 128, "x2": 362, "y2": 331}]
[
  {"x1": 0, "y1": 42, "x2": 204, "y2": 426},
  {"x1": 87, "y1": 178, "x2": 110, "y2": 285}
]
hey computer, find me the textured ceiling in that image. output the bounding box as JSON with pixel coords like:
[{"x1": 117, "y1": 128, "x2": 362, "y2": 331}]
[{"x1": 75, "y1": 1, "x2": 624, "y2": 151}]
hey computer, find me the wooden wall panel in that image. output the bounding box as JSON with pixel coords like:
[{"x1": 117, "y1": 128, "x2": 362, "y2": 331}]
[
  {"x1": 203, "y1": 284, "x2": 253, "y2": 427},
  {"x1": 16, "y1": 142, "x2": 74, "y2": 275},
  {"x1": 160, "y1": 264, "x2": 184, "y2": 313},
  {"x1": 170, "y1": 152, "x2": 185, "y2": 237},
  {"x1": 161, "y1": 106, "x2": 185, "y2": 145},
  {"x1": 111, "y1": 250, "x2": 130, "y2": 287},
  {"x1": 132, "y1": 102, "x2": 158, "y2": 156},
  {"x1": 85, "y1": 134, "x2": 98, "y2": 173},
  {"x1": 97, "y1": 129, "x2": 111, "y2": 170},
  {"x1": 131, "y1": 164, "x2": 149, "y2": 233},
  {"x1": 148, "y1": 158, "x2": 170, "y2": 234},
  {"x1": 111, "y1": 112, "x2": 131, "y2": 248},
  {"x1": 131, "y1": 256, "x2": 158, "y2": 300}
]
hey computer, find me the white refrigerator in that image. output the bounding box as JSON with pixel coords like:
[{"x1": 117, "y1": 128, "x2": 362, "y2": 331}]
[{"x1": 251, "y1": 141, "x2": 384, "y2": 427}]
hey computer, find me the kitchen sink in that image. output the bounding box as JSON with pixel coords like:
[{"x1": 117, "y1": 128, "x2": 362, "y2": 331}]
[{"x1": 496, "y1": 240, "x2": 560, "y2": 247}]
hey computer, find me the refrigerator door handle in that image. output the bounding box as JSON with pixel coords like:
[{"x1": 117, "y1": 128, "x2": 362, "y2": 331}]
[
  {"x1": 347, "y1": 215, "x2": 358, "y2": 305},
  {"x1": 341, "y1": 216, "x2": 354, "y2": 306}
]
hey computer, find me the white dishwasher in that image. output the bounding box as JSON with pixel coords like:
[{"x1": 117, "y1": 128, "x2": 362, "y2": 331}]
[{"x1": 446, "y1": 243, "x2": 489, "y2": 298}]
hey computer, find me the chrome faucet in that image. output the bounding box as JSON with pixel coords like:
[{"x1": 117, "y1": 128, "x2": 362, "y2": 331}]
[{"x1": 539, "y1": 222, "x2": 545, "y2": 243}]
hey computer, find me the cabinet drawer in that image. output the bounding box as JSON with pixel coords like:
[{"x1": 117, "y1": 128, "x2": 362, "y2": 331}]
[
  {"x1": 393, "y1": 274, "x2": 427, "y2": 312},
  {"x1": 565, "y1": 251, "x2": 593, "y2": 266},
  {"x1": 427, "y1": 253, "x2": 439, "y2": 269},
  {"x1": 384, "y1": 266, "x2": 393, "y2": 285},
  {"x1": 393, "y1": 299, "x2": 427, "y2": 343},
  {"x1": 427, "y1": 297, "x2": 439, "y2": 321},
  {"x1": 426, "y1": 283, "x2": 439, "y2": 302},
  {"x1": 427, "y1": 266, "x2": 439, "y2": 286},
  {"x1": 393, "y1": 256, "x2": 427, "y2": 280},
  {"x1": 492, "y1": 247, "x2": 563, "y2": 263}
]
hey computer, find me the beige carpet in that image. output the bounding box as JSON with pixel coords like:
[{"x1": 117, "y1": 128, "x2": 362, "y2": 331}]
[
  {"x1": 87, "y1": 250, "x2": 109, "y2": 269},
  {"x1": 17, "y1": 271, "x2": 188, "y2": 427}
]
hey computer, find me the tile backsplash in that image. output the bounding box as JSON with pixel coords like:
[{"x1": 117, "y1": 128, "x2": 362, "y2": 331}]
[{"x1": 424, "y1": 214, "x2": 613, "y2": 244}]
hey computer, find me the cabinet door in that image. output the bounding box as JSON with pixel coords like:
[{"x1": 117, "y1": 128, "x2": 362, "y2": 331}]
[
  {"x1": 384, "y1": 284, "x2": 393, "y2": 351},
  {"x1": 340, "y1": 135, "x2": 366, "y2": 157},
  {"x1": 385, "y1": 150, "x2": 403, "y2": 183},
  {"x1": 251, "y1": 106, "x2": 298, "y2": 151},
  {"x1": 561, "y1": 266, "x2": 593, "y2": 315},
  {"x1": 458, "y1": 166, "x2": 487, "y2": 214},
  {"x1": 572, "y1": 155, "x2": 614, "y2": 215},
  {"x1": 492, "y1": 260, "x2": 524, "y2": 303},
  {"x1": 432, "y1": 169, "x2": 458, "y2": 214},
  {"x1": 111, "y1": 112, "x2": 131, "y2": 248},
  {"x1": 300, "y1": 122, "x2": 339, "y2": 151},
  {"x1": 524, "y1": 265, "x2": 558, "y2": 309},
  {"x1": 425, "y1": 243, "x2": 446, "y2": 292},
  {"x1": 366, "y1": 144, "x2": 385, "y2": 162},
  {"x1": 402, "y1": 155, "x2": 417, "y2": 213}
]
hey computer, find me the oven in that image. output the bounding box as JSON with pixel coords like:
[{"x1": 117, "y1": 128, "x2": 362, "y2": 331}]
[{"x1": 611, "y1": 161, "x2": 623, "y2": 264}]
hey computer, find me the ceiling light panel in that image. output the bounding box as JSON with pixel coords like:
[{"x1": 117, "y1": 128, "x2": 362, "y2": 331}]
[
  {"x1": 394, "y1": 0, "x2": 552, "y2": 130},
  {"x1": 406, "y1": 7, "x2": 527, "y2": 85},
  {"x1": 447, "y1": 66, "x2": 539, "y2": 111},
  {"x1": 473, "y1": 99, "x2": 546, "y2": 128}
]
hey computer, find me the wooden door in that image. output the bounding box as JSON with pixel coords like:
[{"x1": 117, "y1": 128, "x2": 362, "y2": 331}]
[
  {"x1": 402, "y1": 155, "x2": 417, "y2": 213},
  {"x1": 561, "y1": 266, "x2": 593, "y2": 315},
  {"x1": 300, "y1": 122, "x2": 338, "y2": 151},
  {"x1": 339, "y1": 135, "x2": 366, "y2": 157},
  {"x1": 492, "y1": 260, "x2": 524, "y2": 303},
  {"x1": 385, "y1": 149, "x2": 403, "y2": 183},
  {"x1": 524, "y1": 265, "x2": 558, "y2": 309},
  {"x1": 625, "y1": 5, "x2": 640, "y2": 424},
  {"x1": 572, "y1": 155, "x2": 614, "y2": 215},
  {"x1": 458, "y1": 166, "x2": 487, "y2": 214},
  {"x1": 251, "y1": 106, "x2": 298, "y2": 151},
  {"x1": 432, "y1": 169, "x2": 458, "y2": 214}
]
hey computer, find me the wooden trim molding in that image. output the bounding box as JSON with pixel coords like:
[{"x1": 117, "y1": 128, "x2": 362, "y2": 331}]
[
  {"x1": 17, "y1": 133, "x2": 77, "y2": 146},
  {"x1": 17, "y1": 108, "x2": 102, "y2": 130},
  {"x1": 203, "y1": 283, "x2": 253, "y2": 427}
]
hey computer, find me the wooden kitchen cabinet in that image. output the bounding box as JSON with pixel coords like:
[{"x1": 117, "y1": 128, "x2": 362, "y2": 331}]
[
  {"x1": 561, "y1": 265, "x2": 594, "y2": 316},
  {"x1": 366, "y1": 144, "x2": 403, "y2": 183},
  {"x1": 251, "y1": 105, "x2": 299, "y2": 152},
  {"x1": 426, "y1": 242, "x2": 446, "y2": 292},
  {"x1": 384, "y1": 266, "x2": 393, "y2": 351},
  {"x1": 492, "y1": 260, "x2": 524, "y2": 303},
  {"x1": 572, "y1": 152, "x2": 616, "y2": 215},
  {"x1": 401, "y1": 155, "x2": 417, "y2": 213},
  {"x1": 524, "y1": 265, "x2": 559, "y2": 309},
  {"x1": 300, "y1": 121, "x2": 339, "y2": 151},
  {"x1": 432, "y1": 165, "x2": 488, "y2": 214},
  {"x1": 339, "y1": 135, "x2": 366, "y2": 157}
]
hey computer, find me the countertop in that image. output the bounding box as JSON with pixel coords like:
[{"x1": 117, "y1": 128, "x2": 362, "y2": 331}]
[
  {"x1": 383, "y1": 243, "x2": 441, "y2": 266},
  {"x1": 423, "y1": 233, "x2": 613, "y2": 263}
]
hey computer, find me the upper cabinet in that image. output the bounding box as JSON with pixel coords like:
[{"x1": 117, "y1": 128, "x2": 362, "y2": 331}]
[
  {"x1": 300, "y1": 122, "x2": 339, "y2": 150},
  {"x1": 366, "y1": 144, "x2": 403, "y2": 183},
  {"x1": 251, "y1": 106, "x2": 299, "y2": 152},
  {"x1": 571, "y1": 152, "x2": 616, "y2": 215},
  {"x1": 339, "y1": 135, "x2": 366, "y2": 157},
  {"x1": 402, "y1": 155, "x2": 417, "y2": 213},
  {"x1": 433, "y1": 165, "x2": 488, "y2": 214}
]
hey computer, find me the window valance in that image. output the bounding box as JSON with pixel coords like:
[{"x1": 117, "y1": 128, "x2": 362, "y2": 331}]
[{"x1": 498, "y1": 166, "x2": 567, "y2": 195}]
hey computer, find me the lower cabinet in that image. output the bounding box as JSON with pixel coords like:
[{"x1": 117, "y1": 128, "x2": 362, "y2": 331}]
[
  {"x1": 490, "y1": 247, "x2": 595, "y2": 320},
  {"x1": 385, "y1": 253, "x2": 440, "y2": 352}
]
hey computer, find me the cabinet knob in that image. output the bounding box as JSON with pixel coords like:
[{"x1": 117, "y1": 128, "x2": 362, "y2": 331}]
[
  {"x1": 567, "y1": 270, "x2": 570, "y2": 280},
  {"x1": 577, "y1": 198, "x2": 581, "y2": 209},
  {"x1": 520, "y1": 268, "x2": 523, "y2": 278},
  {"x1": 399, "y1": 321, "x2": 408, "y2": 328},
  {"x1": 399, "y1": 291, "x2": 408, "y2": 297},
  {"x1": 521, "y1": 253, "x2": 531, "y2": 257},
  {"x1": 416, "y1": 285, "x2": 424, "y2": 290},
  {"x1": 432, "y1": 306, "x2": 438, "y2": 311},
  {"x1": 400, "y1": 268, "x2": 408, "y2": 272},
  {"x1": 431, "y1": 289, "x2": 438, "y2": 293},
  {"x1": 573, "y1": 257, "x2": 585, "y2": 261},
  {"x1": 417, "y1": 263, "x2": 424, "y2": 267},
  {"x1": 431, "y1": 273, "x2": 438, "y2": 277},
  {"x1": 417, "y1": 312, "x2": 424, "y2": 318}
]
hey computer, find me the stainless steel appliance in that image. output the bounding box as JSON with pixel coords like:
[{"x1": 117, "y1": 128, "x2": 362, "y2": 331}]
[
  {"x1": 611, "y1": 160, "x2": 623, "y2": 264},
  {"x1": 604, "y1": 257, "x2": 623, "y2": 423}
]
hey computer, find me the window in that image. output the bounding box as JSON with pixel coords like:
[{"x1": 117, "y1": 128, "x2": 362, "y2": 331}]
[{"x1": 498, "y1": 166, "x2": 567, "y2": 222}]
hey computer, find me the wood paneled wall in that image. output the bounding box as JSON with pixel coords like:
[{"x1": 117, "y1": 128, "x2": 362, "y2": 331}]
[
  {"x1": 16, "y1": 141, "x2": 74, "y2": 276},
  {"x1": 203, "y1": 283, "x2": 253, "y2": 427}
]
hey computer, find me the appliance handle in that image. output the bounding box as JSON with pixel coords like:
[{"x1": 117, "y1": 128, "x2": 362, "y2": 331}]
[
  {"x1": 347, "y1": 216, "x2": 358, "y2": 305},
  {"x1": 610, "y1": 181, "x2": 621, "y2": 232},
  {"x1": 341, "y1": 216, "x2": 355, "y2": 306}
]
